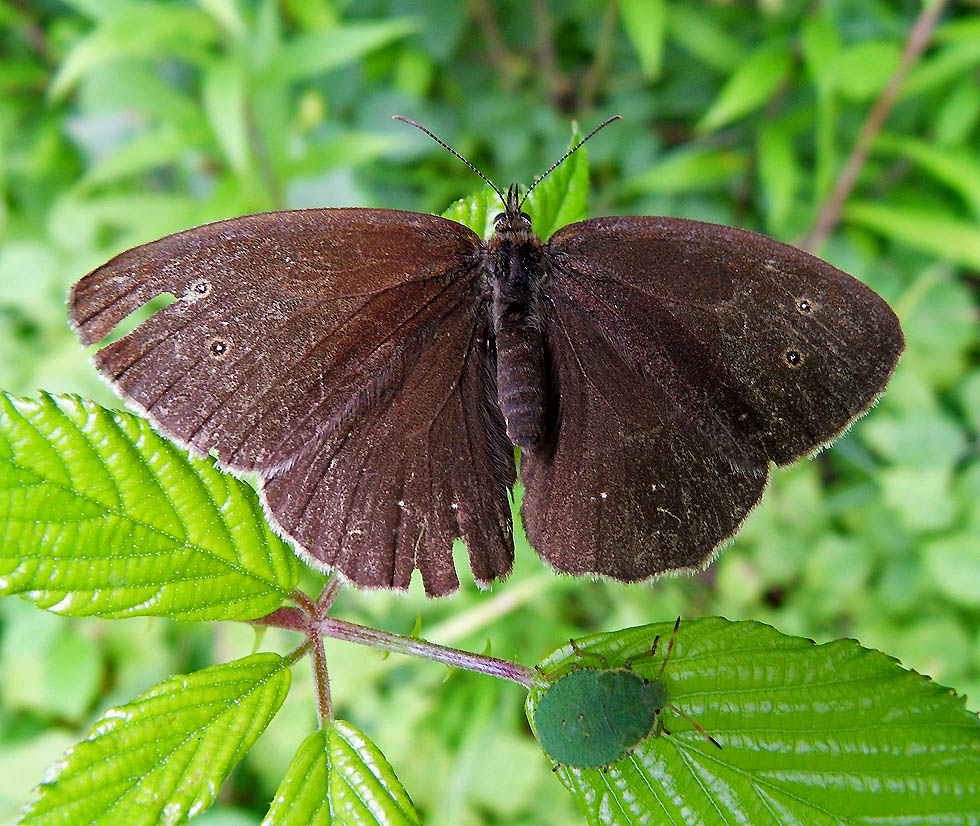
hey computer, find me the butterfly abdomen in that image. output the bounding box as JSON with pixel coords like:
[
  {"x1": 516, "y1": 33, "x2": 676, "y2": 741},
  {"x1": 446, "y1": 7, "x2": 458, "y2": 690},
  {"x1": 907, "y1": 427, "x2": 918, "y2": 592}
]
[{"x1": 489, "y1": 232, "x2": 547, "y2": 451}]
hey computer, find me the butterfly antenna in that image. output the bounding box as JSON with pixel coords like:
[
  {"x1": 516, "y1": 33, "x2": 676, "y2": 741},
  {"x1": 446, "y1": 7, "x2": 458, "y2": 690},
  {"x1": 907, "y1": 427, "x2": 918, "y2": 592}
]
[
  {"x1": 518, "y1": 115, "x2": 621, "y2": 210},
  {"x1": 393, "y1": 115, "x2": 506, "y2": 207}
]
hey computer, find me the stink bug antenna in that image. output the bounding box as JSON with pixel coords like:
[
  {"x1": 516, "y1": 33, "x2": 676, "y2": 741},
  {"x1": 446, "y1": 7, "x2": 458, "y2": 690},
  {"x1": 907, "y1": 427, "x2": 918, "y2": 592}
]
[
  {"x1": 393, "y1": 115, "x2": 506, "y2": 207},
  {"x1": 518, "y1": 115, "x2": 621, "y2": 210},
  {"x1": 656, "y1": 617, "x2": 681, "y2": 681},
  {"x1": 670, "y1": 705, "x2": 722, "y2": 750}
]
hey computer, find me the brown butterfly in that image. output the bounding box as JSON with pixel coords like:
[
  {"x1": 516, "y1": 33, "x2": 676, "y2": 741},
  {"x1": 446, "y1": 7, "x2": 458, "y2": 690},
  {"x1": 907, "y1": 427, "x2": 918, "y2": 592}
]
[{"x1": 69, "y1": 118, "x2": 903, "y2": 596}]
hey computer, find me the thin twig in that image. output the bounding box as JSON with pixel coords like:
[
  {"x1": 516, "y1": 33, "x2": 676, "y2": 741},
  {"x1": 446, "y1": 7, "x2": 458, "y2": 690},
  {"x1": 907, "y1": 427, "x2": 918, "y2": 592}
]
[{"x1": 799, "y1": 0, "x2": 950, "y2": 252}]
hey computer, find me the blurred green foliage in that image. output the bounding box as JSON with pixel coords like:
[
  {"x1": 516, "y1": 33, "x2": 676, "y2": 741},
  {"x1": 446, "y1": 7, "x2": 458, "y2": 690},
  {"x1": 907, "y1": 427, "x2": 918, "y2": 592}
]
[{"x1": 0, "y1": 1, "x2": 978, "y2": 825}]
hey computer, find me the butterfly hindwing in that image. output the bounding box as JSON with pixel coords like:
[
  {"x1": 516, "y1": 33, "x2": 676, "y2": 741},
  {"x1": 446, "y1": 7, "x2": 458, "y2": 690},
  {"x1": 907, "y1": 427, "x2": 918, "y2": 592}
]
[{"x1": 521, "y1": 278, "x2": 769, "y2": 579}]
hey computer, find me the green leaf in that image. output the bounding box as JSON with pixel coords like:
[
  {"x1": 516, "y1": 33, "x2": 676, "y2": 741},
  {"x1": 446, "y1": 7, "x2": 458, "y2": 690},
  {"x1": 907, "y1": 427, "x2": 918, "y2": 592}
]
[
  {"x1": 627, "y1": 147, "x2": 747, "y2": 195},
  {"x1": 73, "y1": 124, "x2": 206, "y2": 193},
  {"x1": 284, "y1": 132, "x2": 400, "y2": 179},
  {"x1": 666, "y1": 4, "x2": 744, "y2": 71},
  {"x1": 262, "y1": 722, "x2": 421, "y2": 826},
  {"x1": 800, "y1": 15, "x2": 840, "y2": 90},
  {"x1": 903, "y1": 39, "x2": 980, "y2": 99},
  {"x1": 439, "y1": 124, "x2": 590, "y2": 240},
  {"x1": 873, "y1": 133, "x2": 980, "y2": 219},
  {"x1": 831, "y1": 41, "x2": 901, "y2": 100},
  {"x1": 0, "y1": 393, "x2": 299, "y2": 620},
  {"x1": 49, "y1": 4, "x2": 218, "y2": 100},
  {"x1": 618, "y1": 0, "x2": 666, "y2": 80},
  {"x1": 844, "y1": 201, "x2": 980, "y2": 270},
  {"x1": 203, "y1": 59, "x2": 251, "y2": 176},
  {"x1": 525, "y1": 125, "x2": 589, "y2": 240},
  {"x1": 799, "y1": 16, "x2": 839, "y2": 202},
  {"x1": 696, "y1": 42, "x2": 793, "y2": 134},
  {"x1": 19, "y1": 653, "x2": 291, "y2": 826},
  {"x1": 934, "y1": 78, "x2": 980, "y2": 147},
  {"x1": 924, "y1": 533, "x2": 980, "y2": 608},
  {"x1": 756, "y1": 122, "x2": 798, "y2": 233},
  {"x1": 527, "y1": 617, "x2": 980, "y2": 826},
  {"x1": 441, "y1": 186, "x2": 499, "y2": 239},
  {"x1": 266, "y1": 19, "x2": 417, "y2": 85}
]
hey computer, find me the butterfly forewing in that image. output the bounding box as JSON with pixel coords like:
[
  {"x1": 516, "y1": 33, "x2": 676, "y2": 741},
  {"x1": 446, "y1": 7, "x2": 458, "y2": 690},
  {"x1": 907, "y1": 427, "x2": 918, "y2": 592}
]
[
  {"x1": 520, "y1": 216, "x2": 903, "y2": 580},
  {"x1": 69, "y1": 208, "x2": 517, "y2": 596}
]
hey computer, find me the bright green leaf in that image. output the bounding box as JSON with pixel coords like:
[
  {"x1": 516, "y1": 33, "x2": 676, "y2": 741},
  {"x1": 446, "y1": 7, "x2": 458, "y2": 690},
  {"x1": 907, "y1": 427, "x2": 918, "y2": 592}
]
[
  {"x1": 0, "y1": 393, "x2": 299, "y2": 620},
  {"x1": 618, "y1": 0, "x2": 666, "y2": 80},
  {"x1": 441, "y1": 126, "x2": 589, "y2": 242},
  {"x1": 49, "y1": 4, "x2": 218, "y2": 100},
  {"x1": 799, "y1": 16, "x2": 839, "y2": 202},
  {"x1": 934, "y1": 78, "x2": 980, "y2": 147},
  {"x1": 284, "y1": 133, "x2": 400, "y2": 179},
  {"x1": 903, "y1": 39, "x2": 980, "y2": 99},
  {"x1": 525, "y1": 125, "x2": 589, "y2": 240},
  {"x1": 203, "y1": 60, "x2": 251, "y2": 176},
  {"x1": 627, "y1": 147, "x2": 747, "y2": 195},
  {"x1": 844, "y1": 201, "x2": 980, "y2": 270},
  {"x1": 262, "y1": 721, "x2": 421, "y2": 826},
  {"x1": 667, "y1": 5, "x2": 744, "y2": 71},
  {"x1": 527, "y1": 617, "x2": 980, "y2": 826},
  {"x1": 74, "y1": 125, "x2": 206, "y2": 193},
  {"x1": 874, "y1": 133, "x2": 980, "y2": 219},
  {"x1": 442, "y1": 186, "x2": 499, "y2": 239},
  {"x1": 880, "y1": 466, "x2": 957, "y2": 533},
  {"x1": 266, "y1": 19, "x2": 417, "y2": 85},
  {"x1": 697, "y1": 42, "x2": 793, "y2": 133},
  {"x1": 924, "y1": 534, "x2": 980, "y2": 608},
  {"x1": 19, "y1": 653, "x2": 291, "y2": 826},
  {"x1": 800, "y1": 15, "x2": 840, "y2": 89},
  {"x1": 756, "y1": 122, "x2": 798, "y2": 233},
  {"x1": 832, "y1": 41, "x2": 901, "y2": 100}
]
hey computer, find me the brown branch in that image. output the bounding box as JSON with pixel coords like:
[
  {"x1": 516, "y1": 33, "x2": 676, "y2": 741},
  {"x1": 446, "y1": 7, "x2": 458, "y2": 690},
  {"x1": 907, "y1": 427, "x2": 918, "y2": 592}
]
[{"x1": 798, "y1": 0, "x2": 950, "y2": 252}]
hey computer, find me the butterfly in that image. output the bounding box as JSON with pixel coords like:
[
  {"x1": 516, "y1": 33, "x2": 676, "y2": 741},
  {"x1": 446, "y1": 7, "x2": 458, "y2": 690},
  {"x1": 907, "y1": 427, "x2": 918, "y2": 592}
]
[{"x1": 69, "y1": 117, "x2": 904, "y2": 597}]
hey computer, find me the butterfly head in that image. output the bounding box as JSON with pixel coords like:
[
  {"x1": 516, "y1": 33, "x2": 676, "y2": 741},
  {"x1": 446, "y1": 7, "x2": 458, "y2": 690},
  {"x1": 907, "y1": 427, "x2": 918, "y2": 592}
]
[{"x1": 493, "y1": 184, "x2": 534, "y2": 240}]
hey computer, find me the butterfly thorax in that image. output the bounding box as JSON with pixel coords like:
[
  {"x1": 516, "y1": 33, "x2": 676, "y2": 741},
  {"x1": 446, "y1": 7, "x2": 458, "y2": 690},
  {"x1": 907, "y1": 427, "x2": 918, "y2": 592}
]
[{"x1": 488, "y1": 187, "x2": 547, "y2": 451}]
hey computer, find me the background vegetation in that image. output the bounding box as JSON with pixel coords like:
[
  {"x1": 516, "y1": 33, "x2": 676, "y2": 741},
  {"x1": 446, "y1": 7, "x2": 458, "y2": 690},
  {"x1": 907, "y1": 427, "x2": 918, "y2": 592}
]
[{"x1": 1, "y1": 1, "x2": 978, "y2": 824}]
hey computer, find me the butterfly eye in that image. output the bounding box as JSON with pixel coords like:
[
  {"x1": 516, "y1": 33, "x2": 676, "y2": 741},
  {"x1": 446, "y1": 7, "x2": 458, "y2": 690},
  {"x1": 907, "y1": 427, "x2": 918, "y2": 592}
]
[
  {"x1": 493, "y1": 212, "x2": 506, "y2": 224},
  {"x1": 519, "y1": 212, "x2": 531, "y2": 223}
]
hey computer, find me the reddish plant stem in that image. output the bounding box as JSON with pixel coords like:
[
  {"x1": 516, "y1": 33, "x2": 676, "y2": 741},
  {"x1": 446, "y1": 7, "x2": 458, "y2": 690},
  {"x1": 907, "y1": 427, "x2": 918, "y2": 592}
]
[
  {"x1": 316, "y1": 616, "x2": 537, "y2": 688},
  {"x1": 315, "y1": 577, "x2": 341, "y2": 618},
  {"x1": 310, "y1": 629, "x2": 331, "y2": 725},
  {"x1": 798, "y1": 0, "x2": 949, "y2": 253},
  {"x1": 251, "y1": 606, "x2": 308, "y2": 632}
]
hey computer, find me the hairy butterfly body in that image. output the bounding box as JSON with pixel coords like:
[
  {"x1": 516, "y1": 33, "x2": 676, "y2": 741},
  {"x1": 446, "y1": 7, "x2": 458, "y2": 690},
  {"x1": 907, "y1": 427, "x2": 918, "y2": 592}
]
[{"x1": 69, "y1": 119, "x2": 904, "y2": 596}]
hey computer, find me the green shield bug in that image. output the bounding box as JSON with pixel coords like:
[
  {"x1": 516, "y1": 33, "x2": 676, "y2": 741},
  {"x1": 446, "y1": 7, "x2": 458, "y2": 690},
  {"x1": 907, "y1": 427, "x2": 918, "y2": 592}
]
[{"x1": 533, "y1": 618, "x2": 721, "y2": 769}]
